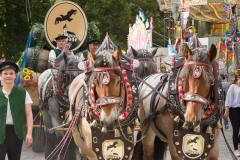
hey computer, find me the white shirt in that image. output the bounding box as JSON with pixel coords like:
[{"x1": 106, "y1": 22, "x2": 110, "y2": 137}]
[
  {"x1": 225, "y1": 84, "x2": 240, "y2": 108},
  {"x1": 3, "y1": 90, "x2": 33, "y2": 125},
  {"x1": 48, "y1": 47, "x2": 74, "y2": 63},
  {"x1": 48, "y1": 47, "x2": 61, "y2": 62}
]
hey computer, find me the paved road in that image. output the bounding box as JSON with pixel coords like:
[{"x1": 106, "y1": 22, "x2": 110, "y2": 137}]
[{"x1": 6, "y1": 122, "x2": 238, "y2": 160}]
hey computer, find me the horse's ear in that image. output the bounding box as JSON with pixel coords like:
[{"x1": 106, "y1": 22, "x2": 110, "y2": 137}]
[
  {"x1": 88, "y1": 50, "x2": 96, "y2": 66},
  {"x1": 112, "y1": 46, "x2": 122, "y2": 64},
  {"x1": 208, "y1": 44, "x2": 217, "y2": 62},
  {"x1": 151, "y1": 48, "x2": 158, "y2": 57},
  {"x1": 131, "y1": 47, "x2": 138, "y2": 58},
  {"x1": 182, "y1": 43, "x2": 192, "y2": 60}
]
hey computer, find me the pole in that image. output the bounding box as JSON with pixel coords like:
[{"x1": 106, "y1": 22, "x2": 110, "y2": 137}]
[{"x1": 235, "y1": 4, "x2": 239, "y2": 69}]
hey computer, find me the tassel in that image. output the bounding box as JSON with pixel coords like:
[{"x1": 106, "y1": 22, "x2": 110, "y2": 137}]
[
  {"x1": 101, "y1": 127, "x2": 107, "y2": 133},
  {"x1": 114, "y1": 129, "x2": 121, "y2": 137},
  {"x1": 127, "y1": 126, "x2": 133, "y2": 135},
  {"x1": 90, "y1": 120, "x2": 97, "y2": 127},
  {"x1": 182, "y1": 122, "x2": 188, "y2": 130},
  {"x1": 194, "y1": 125, "x2": 200, "y2": 133},
  {"x1": 174, "y1": 116, "x2": 180, "y2": 123},
  {"x1": 206, "y1": 126, "x2": 213, "y2": 134},
  {"x1": 216, "y1": 120, "x2": 222, "y2": 129},
  {"x1": 134, "y1": 118, "x2": 140, "y2": 126}
]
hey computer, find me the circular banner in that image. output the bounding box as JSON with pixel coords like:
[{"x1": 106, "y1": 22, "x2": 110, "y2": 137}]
[{"x1": 44, "y1": 1, "x2": 88, "y2": 51}]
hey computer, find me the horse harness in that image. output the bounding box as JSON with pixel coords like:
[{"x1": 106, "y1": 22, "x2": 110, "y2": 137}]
[
  {"x1": 140, "y1": 53, "x2": 224, "y2": 160},
  {"x1": 73, "y1": 57, "x2": 140, "y2": 160},
  {"x1": 40, "y1": 64, "x2": 79, "y2": 121}
]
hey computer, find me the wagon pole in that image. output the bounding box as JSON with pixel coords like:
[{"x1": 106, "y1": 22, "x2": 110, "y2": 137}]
[{"x1": 48, "y1": 122, "x2": 69, "y2": 133}]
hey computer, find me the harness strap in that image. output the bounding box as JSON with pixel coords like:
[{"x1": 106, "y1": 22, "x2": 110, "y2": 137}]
[
  {"x1": 136, "y1": 75, "x2": 174, "y2": 106},
  {"x1": 142, "y1": 74, "x2": 169, "y2": 139},
  {"x1": 183, "y1": 92, "x2": 210, "y2": 105},
  {"x1": 154, "y1": 104, "x2": 168, "y2": 139},
  {"x1": 93, "y1": 66, "x2": 120, "y2": 72},
  {"x1": 183, "y1": 61, "x2": 213, "y2": 70}
]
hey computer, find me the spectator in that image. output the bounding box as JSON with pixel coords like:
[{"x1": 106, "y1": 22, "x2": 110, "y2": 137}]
[
  {"x1": 220, "y1": 73, "x2": 230, "y2": 130},
  {"x1": 224, "y1": 70, "x2": 240, "y2": 157}
]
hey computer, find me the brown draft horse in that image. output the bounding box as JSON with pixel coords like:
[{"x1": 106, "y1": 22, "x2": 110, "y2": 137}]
[
  {"x1": 69, "y1": 47, "x2": 135, "y2": 160},
  {"x1": 137, "y1": 43, "x2": 220, "y2": 160}
]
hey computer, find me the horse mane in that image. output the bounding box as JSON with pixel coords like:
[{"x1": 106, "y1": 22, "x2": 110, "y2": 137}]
[
  {"x1": 179, "y1": 48, "x2": 215, "y2": 90},
  {"x1": 133, "y1": 49, "x2": 157, "y2": 79},
  {"x1": 88, "y1": 50, "x2": 123, "y2": 86}
]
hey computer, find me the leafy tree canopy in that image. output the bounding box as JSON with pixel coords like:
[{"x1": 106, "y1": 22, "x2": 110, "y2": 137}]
[{"x1": 0, "y1": 0, "x2": 174, "y2": 61}]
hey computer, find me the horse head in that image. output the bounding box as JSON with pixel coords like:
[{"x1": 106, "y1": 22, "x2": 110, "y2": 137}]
[
  {"x1": 179, "y1": 43, "x2": 217, "y2": 128},
  {"x1": 88, "y1": 47, "x2": 125, "y2": 129},
  {"x1": 59, "y1": 49, "x2": 81, "y2": 87},
  {"x1": 131, "y1": 47, "x2": 158, "y2": 79}
]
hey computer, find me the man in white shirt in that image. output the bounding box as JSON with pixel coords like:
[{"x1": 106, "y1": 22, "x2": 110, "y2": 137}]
[{"x1": 48, "y1": 34, "x2": 68, "y2": 67}]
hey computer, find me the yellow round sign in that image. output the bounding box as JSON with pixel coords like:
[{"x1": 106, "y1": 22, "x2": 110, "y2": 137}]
[{"x1": 44, "y1": 1, "x2": 88, "y2": 51}]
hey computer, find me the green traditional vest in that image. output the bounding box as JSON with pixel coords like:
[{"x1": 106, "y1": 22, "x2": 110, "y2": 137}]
[
  {"x1": 0, "y1": 86, "x2": 26, "y2": 144},
  {"x1": 54, "y1": 48, "x2": 62, "y2": 57},
  {"x1": 82, "y1": 50, "x2": 88, "y2": 59}
]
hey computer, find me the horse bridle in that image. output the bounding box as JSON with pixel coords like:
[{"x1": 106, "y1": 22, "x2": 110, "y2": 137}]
[
  {"x1": 89, "y1": 66, "x2": 124, "y2": 116},
  {"x1": 182, "y1": 61, "x2": 213, "y2": 106}
]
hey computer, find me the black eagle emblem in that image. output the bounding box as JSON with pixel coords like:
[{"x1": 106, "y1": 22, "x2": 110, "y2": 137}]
[
  {"x1": 55, "y1": 9, "x2": 77, "y2": 24},
  {"x1": 187, "y1": 137, "x2": 199, "y2": 145},
  {"x1": 107, "y1": 141, "x2": 118, "y2": 150}
]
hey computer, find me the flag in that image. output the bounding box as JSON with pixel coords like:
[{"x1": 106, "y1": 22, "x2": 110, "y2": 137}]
[
  {"x1": 145, "y1": 19, "x2": 150, "y2": 29},
  {"x1": 139, "y1": 11, "x2": 146, "y2": 21}
]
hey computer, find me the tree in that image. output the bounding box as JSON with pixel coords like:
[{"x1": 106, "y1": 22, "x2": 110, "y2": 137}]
[
  {"x1": 0, "y1": 0, "x2": 52, "y2": 61},
  {"x1": 73, "y1": 0, "x2": 166, "y2": 49},
  {"x1": 0, "y1": 0, "x2": 168, "y2": 61}
]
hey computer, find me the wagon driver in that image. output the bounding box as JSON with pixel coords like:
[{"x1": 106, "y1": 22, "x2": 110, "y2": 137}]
[
  {"x1": 0, "y1": 60, "x2": 33, "y2": 160},
  {"x1": 48, "y1": 34, "x2": 68, "y2": 67},
  {"x1": 78, "y1": 39, "x2": 101, "y2": 62},
  {"x1": 48, "y1": 34, "x2": 71, "y2": 94}
]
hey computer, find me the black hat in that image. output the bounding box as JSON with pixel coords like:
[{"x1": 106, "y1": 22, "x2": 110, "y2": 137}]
[
  {"x1": 0, "y1": 60, "x2": 19, "y2": 72},
  {"x1": 88, "y1": 39, "x2": 100, "y2": 45},
  {"x1": 55, "y1": 34, "x2": 68, "y2": 41}
]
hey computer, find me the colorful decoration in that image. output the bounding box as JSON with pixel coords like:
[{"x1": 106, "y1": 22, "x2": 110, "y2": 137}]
[
  {"x1": 128, "y1": 11, "x2": 153, "y2": 51},
  {"x1": 216, "y1": 37, "x2": 239, "y2": 76},
  {"x1": 180, "y1": 0, "x2": 190, "y2": 29},
  {"x1": 19, "y1": 68, "x2": 38, "y2": 87}
]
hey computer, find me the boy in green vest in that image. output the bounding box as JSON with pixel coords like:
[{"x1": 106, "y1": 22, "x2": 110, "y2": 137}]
[{"x1": 0, "y1": 60, "x2": 33, "y2": 160}]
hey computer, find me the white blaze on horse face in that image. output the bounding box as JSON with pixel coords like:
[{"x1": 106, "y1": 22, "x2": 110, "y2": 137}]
[
  {"x1": 184, "y1": 75, "x2": 210, "y2": 123},
  {"x1": 100, "y1": 106, "x2": 118, "y2": 128}
]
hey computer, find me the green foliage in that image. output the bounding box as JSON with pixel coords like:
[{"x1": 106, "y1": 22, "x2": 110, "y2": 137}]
[
  {"x1": 0, "y1": 0, "x2": 170, "y2": 60},
  {"x1": 76, "y1": 21, "x2": 101, "y2": 52},
  {"x1": 0, "y1": 0, "x2": 51, "y2": 61}
]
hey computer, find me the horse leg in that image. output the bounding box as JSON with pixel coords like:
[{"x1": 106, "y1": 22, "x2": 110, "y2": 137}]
[
  {"x1": 48, "y1": 98, "x2": 67, "y2": 159},
  {"x1": 142, "y1": 126, "x2": 156, "y2": 160},
  {"x1": 73, "y1": 117, "x2": 97, "y2": 160},
  {"x1": 48, "y1": 97, "x2": 64, "y2": 139},
  {"x1": 206, "y1": 129, "x2": 220, "y2": 160},
  {"x1": 42, "y1": 108, "x2": 58, "y2": 159},
  {"x1": 168, "y1": 141, "x2": 183, "y2": 160}
]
